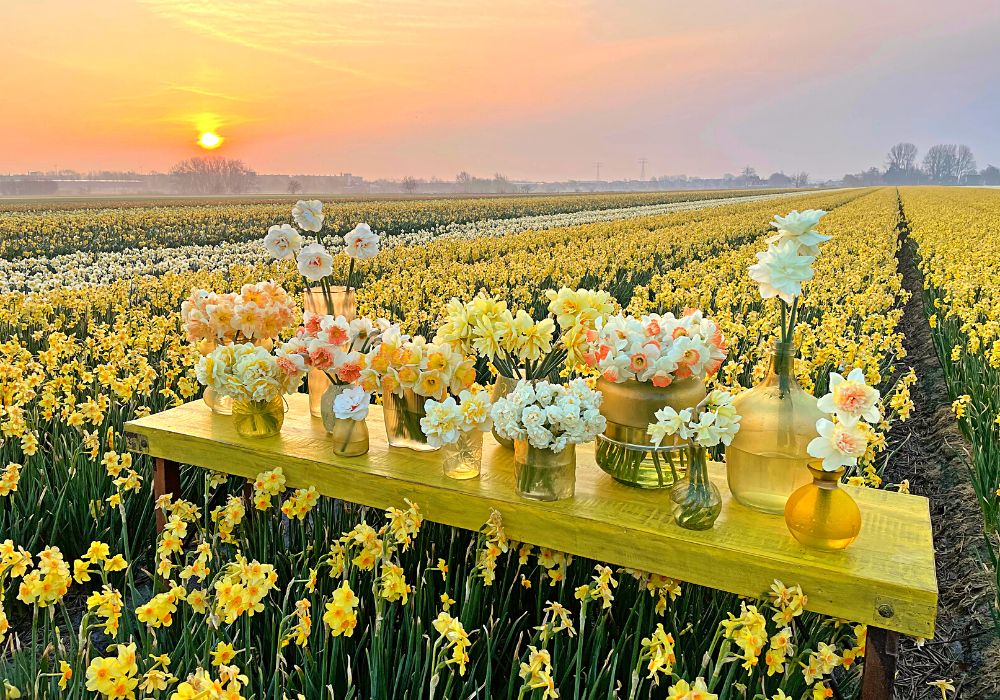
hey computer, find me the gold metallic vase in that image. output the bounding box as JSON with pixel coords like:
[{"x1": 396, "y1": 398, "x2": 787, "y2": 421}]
[{"x1": 595, "y1": 377, "x2": 706, "y2": 488}]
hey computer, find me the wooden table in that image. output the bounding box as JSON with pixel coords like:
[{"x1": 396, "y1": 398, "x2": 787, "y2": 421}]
[{"x1": 125, "y1": 393, "x2": 936, "y2": 699}]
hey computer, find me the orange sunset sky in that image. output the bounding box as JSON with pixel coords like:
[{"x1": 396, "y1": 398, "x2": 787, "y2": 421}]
[{"x1": 2, "y1": 0, "x2": 999, "y2": 180}]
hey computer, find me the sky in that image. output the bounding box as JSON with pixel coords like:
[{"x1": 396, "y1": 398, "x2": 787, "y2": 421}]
[{"x1": 2, "y1": 0, "x2": 1000, "y2": 181}]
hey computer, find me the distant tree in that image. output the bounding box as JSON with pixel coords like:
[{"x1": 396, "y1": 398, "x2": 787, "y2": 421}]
[
  {"x1": 886, "y1": 143, "x2": 918, "y2": 171},
  {"x1": 401, "y1": 176, "x2": 419, "y2": 193},
  {"x1": 766, "y1": 171, "x2": 793, "y2": 187},
  {"x1": 922, "y1": 144, "x2": 958, "y2": 184},
  {"x1": 792, "y1": 172, "x2": 810, "y2": 188},
  {"x1": 287, "y1": 179, "x2": 303, "y2": 195},
  {"x1": 740, "y1": 166, "x2": 761, "y2": 188},
  {"x1": 981, "y1": 165, "x2": 1000, "y2": 185},
  {"x1": 955, "y1": 145, "x2": 977, "y2": 184},
  {"x1": 493, "y1": 172, "x2": 510, "y2": 193},
  {"x1": 169, "y1": 157, "x2": 256, "y2": 194}
]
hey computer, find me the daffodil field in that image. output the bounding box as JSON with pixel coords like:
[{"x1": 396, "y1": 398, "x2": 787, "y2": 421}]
[
  {"x1": 901, "y1": 187, "x2": 1000, "y2": 627},
  {"x1": 0, "y1": 185, "x2": 987, "y2": 699}
]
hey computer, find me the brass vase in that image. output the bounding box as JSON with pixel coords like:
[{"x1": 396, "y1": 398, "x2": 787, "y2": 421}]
[
  {"x1": 784, "y1": 463, "x2": 862, "y2": 551},
  {"x1": 232, "y1": 396, "x2": 286, "y2": 439},
  {"x1": 725, "y1": 342, "x2": 824, "y2": 514},
  {"x1": 383, "y1": 388, "x2": 437, "y2": 452},
  {"x1": 594, "y1": 377, "x2": 706, "y2": 488},
  {"x1": 303, "y1": 286, "x2": 357, "y2": 418},
  {"x1": 513, "y1": 440, "x2": 576, "y2": 501}
]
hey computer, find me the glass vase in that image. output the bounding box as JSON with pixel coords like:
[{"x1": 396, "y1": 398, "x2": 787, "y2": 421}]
[
  {"x1": 319, "y1": 384, "x2": 369, "y2": 457},
  {"x1": 725, "y1": 341, "x2": 824, "y2": 514},
  {"x1": 490, "y1": 375, "x2": 520, "y2": 449},
  {"x1": 513, "y1": 440, "x2": 576, "y2": 501},
  {"x1": 784, "y1": 463, "x2": 862, "y2": 551},
  {"x1": 594, "y1": 377, "x2": 706, "y2": 488},
  {"x1": 304, "y1": 286, "x2": 357, "y2": 418},
  {"x1": 442, "y1": 430, "x2": 484, "y2": 480},
  {"x1": 670, "y1": 445, "x2": 723, "y2": 530},
  {"x1": 203, "y1": 386, "x2": 233, "y2": 415},
  {"x1": 232, "y1": 396, "x2": 286, "y2": 439},
  {"x1": 383, "y1": 389, "x2": 437, "y2": 452}
]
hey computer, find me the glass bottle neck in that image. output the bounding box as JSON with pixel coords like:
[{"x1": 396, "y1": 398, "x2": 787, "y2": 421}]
[{"x1": 764, "y1": 342, "x2": 799, "y2": 396}]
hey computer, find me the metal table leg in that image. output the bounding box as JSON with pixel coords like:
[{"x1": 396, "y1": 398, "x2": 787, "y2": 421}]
[{"x1": 861, "y1": 627, "x2": 899, "y2": 699}]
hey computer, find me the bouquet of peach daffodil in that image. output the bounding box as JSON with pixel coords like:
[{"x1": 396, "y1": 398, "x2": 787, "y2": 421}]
[
  {"x1": 280, "y1": 312, "x2": 396, "y2": 387},
  {"x1": 434, "y1": 287, "x2": 615, "y2": 381},
  {"x1": 263, "y1": 200, "x2": 380, "y2": 313},
  {"x1": 181, "y1": 281, "x2": 297, "y2": 346}
]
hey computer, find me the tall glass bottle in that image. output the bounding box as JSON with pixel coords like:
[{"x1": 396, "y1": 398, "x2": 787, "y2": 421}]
[{"x1": 725, "y1": 341, "x2": 823, "y2": 514}]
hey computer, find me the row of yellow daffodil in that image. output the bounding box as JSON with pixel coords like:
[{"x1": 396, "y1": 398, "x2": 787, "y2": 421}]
[
  {"x1": 0, "y1": 188, "x2": 790, "y2": 259},
  {"x1": 899, "y1": 186, "x2": 1000, "y2": 625},
  {"x1": 1, "y1": 190, "x2": 892, "y2": 698}
]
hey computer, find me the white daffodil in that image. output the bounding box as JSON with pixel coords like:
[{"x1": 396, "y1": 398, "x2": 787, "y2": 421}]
[
  {"x1": 292, "y1": 200, "x2": 325, "y2": 232},
  {"x1": 296, "y1": 242, "x2": 334, "y2": 282},
  {"x1": 807, "y1": 418, "x2": 869, "y2": 470},
  {"x1": 263, "y1": 224, "x2": 303, "y2": 260},
  {"x1": 768, "y1": 209, "x2": 829, "y2": 255},
  {"x1": 333, "y1": 386, "x2": 371, "y2": 421},
  {"x1": 646, "y1": 406, "x2": 692, "y2": 446},
  {"x1": 344, "y1": 223, "x2": 381, "y2": 260},
  {"x1": 748, "y1": 239, "x2": 816, "y2": 304},
  {"x1": 816, "y1": 368, "x2": 881, "y2": 426}
]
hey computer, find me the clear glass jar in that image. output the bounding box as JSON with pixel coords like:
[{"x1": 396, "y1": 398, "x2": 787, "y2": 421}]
[
  {"x1": 670, "y1": 445, "x2": 723, "y2": 530},
  {"x1": 725, "y1": 341, "x2": 824, "y2": 514},
  {"x1": 328, "y1": 418, "x2": 370, "y2": 458},
  {"x1": 232, "y1": 396, "x2": 286, "y2": 438},
  {"x1": 784, "y1": 462, "x2": 862, "y2": 550},
  {"x1": 303, "y1": 286, "x2": 357, "y2": 418},
  {"x1": 383, "y1": 389, "x2": 437, "y2": 452},
  {"x1": 442, "y1": 430, "x2": 483, "y2": 479},
  {"x1": 594, "y1": 377, "x2": 706, "y2": 488},
  {"x1": 513, "y1": 440, "x2": 576, "y2": 501},
  {"x1": 203, "y1": 385, "x2": 233, "y2": 415}
]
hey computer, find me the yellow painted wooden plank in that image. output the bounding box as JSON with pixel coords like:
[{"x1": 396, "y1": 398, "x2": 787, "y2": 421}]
[{"x1": 125, "y1": 393, "x2": 937, "y2": 638}]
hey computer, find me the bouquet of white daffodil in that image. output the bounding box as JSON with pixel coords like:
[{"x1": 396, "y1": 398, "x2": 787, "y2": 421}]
[{"x1": 263, "y1": 199, "x2": 381, "y2": 313}]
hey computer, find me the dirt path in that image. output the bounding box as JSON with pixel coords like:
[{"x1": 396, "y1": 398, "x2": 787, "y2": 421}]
[{"x1": 887, "y1": 220, "x2": 999, "y2": 699}]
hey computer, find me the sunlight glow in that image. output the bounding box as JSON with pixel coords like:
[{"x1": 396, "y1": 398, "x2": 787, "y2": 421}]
[{"x1": 197, "y1": 131, "x2": 223, "y2": 150}]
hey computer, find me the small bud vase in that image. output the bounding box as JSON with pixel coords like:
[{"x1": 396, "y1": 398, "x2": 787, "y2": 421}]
[
  {"x1": 725, "y1": 341, "x2": 824, "y2": 514},
  {"x1": 442, "y1": 430, "x2": 484, "y2": 480},
  {"x1": 232, "y1": 396, "x2": 286, "y2": 439},
  {"x1": 670, "y1": 445, "x2": 723, "y2": 530},
  {"x1": 329, "y1": 418, "x2": 369, "y2": 457},
  {"x1": 383, "y1": 388, "x2": 437, "y2": 452},
  {"x1": 304, "y1": 286, "x2": 357, "y2": 418},
  {"x1": 784, "y1": 462, "x2": 862, "y2": 551},
  {"x1": 513, "y1": 440, "x2": 576, "y2": 501}
]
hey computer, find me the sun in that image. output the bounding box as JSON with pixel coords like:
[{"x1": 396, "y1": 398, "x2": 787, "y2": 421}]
[{"x1": 197, "y1": 131, "x2": 223, "y2": 150}]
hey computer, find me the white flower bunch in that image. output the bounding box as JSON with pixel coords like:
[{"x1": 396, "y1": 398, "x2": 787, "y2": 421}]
[
  {"x1": 196, "y1": 342, "x2": 306, "y2": 404},
  {"x1": 748, "y1": 209, "x2": 828, "y2": 305},
  {"x1": 807, "y1": 368, "x2": 880, "y2": 470},
  {"x1": 584, "y1": 310, "x2": 727, "y2": 386},
  {"x1": 333, "y1": 386, "x2": 371, "y2": 421},
  {"x1": 646, "y1": 390, "x2": 741, "y2": 449},
  {"x1": 490, "y1": 379, "x2": 606, "y2": 452},
  {"x1": 265, "y1": 200, "x2": 381, "y2": 286},
  {"x1": 420, "y1": 388, "x2": 493, "y2": 447}
]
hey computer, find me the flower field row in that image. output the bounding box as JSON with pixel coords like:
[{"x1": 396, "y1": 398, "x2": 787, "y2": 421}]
[
  {"x1": 0, "y1": 190, "x2": 816, "y2": 294},
  {"x1": 901, "y1": 186, "x2": 1000, "y2": 621},
  {"x1": 0, "y1": 188, "x2": 906, "y2": 698},
  {"x1": 0, "y1": 188, "x2": 794, "y2": 260}
]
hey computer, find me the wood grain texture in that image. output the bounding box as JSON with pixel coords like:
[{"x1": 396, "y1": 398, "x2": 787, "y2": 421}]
[{"x1": 126, "y1": 394, "x2": 937, "y2": 638}]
